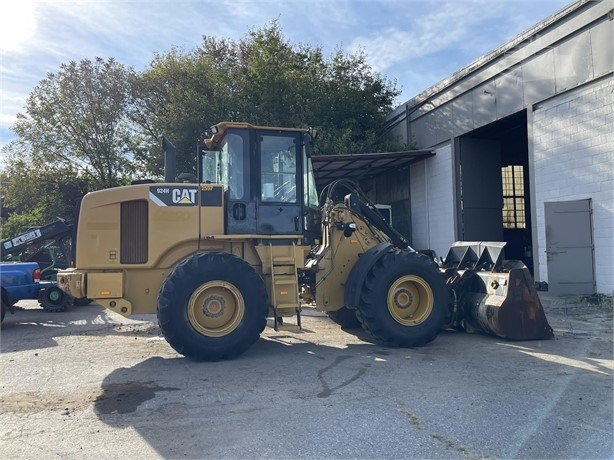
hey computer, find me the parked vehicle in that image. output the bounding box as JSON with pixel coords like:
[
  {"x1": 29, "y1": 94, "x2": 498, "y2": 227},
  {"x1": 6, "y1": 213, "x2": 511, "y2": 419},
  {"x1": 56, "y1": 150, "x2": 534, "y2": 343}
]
[
  {"x1": 1, "y1": 219, "x2": 90, "y2": 314},
  {"x1": 1, "y1": 219, "x2": 74, "y2": 280},
  {"x1": 1, "y1": 262, "x2": 42, "y2": 322},
  {"x1": 0, "y1": 262, "x2": 72, "y2": 322}
]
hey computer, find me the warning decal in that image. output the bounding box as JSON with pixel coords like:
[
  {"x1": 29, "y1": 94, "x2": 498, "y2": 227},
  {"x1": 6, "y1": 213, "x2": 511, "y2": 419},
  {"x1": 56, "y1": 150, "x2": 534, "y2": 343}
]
[{"x1": 149, "y1": 186, "x2": 198, "y2": 207}]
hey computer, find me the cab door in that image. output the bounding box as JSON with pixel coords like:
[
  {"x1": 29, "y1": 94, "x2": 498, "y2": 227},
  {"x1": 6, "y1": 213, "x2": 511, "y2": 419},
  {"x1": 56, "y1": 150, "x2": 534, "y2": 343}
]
[
  {"x1": 257, "y1": 133, "x2": 302, "y2": 235},
  {"x1": 222, "y1": 129, "x2": 258, "y2": 234}
]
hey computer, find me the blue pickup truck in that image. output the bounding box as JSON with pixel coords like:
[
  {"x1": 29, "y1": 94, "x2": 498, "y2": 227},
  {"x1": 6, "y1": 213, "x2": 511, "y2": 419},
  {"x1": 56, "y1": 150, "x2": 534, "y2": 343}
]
[{"x1": 0, "y1": 262, "x2": 71, "y2": 323}]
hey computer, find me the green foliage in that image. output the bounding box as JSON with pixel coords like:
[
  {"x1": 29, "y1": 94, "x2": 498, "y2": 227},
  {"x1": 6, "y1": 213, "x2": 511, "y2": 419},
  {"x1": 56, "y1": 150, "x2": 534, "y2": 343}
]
[
  {"x1": 0, "y1": 209, "x2": 45, "y2": 241},
  {"x1": 12, "y1": 57, "x2": 137, "y2": 189},
  {"x1": 134, "y1": 21, "x2": 401, "y2": 176},
  {"x1": 130, "y1": 48, "x2": 224, "y2": 176},
  {"x1": 1, "y1": 150, "x2": 90, "y2": 239}
]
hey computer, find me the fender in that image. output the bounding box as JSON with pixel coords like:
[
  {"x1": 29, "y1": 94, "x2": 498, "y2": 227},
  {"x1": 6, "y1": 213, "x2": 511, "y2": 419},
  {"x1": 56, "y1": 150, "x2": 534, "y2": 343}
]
[{"x1": 343, "y1": 242, "x2": 394, "y2": 309}]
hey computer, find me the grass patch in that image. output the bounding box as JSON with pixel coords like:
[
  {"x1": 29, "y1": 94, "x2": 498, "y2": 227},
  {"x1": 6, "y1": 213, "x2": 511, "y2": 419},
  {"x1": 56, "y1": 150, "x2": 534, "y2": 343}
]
[
  {"x1": 575, "y1": 293, "x2": 614, "y2": 309},
  {"x1": 563, "y1": 294, "x2": 614, "y2": 321}
]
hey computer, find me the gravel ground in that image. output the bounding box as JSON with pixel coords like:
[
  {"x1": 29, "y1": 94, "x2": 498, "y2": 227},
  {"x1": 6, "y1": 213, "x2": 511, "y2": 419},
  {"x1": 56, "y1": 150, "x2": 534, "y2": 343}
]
[{"x1": 0, "y1": 293, "x2": 612, "y2": 459}]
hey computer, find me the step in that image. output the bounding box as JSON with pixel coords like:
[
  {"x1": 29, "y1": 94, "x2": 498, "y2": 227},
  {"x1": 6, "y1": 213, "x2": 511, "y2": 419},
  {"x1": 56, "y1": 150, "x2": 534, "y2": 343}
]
[
  {"x1": 273, "y1": 256, "x2": 295, "y2": 264},
  {"x1": 276, "y1": 303, "x2": 299, "y2": 310},
  {"x1": 273, "y1": 276, "x2": 297, "y2": 285},
  {"x1": 273, "y1": 265, "x2": 295, "y2": 275}
]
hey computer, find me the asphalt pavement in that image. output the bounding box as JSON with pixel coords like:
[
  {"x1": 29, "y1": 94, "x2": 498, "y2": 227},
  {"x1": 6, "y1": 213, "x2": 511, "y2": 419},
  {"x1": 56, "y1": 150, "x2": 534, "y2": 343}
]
[{"x1": 0, "y1": 296, "x2": 612, "y2": 459}]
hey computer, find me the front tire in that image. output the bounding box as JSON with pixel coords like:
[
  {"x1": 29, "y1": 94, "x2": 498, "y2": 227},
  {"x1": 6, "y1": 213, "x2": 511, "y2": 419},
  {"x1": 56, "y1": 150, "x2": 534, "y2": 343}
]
[
  {"x1": 73, "y1": 297, "x2": 93, "y2": 307},
  {"x1": 157, "y1": 252, "x2": 268, "y2": 361},
  {"x1": 327, "y1": 307, "x2": 362, "y2": 329},
  {"x1": 357, "y1": 250, "x2": 448, "y2": 347}
]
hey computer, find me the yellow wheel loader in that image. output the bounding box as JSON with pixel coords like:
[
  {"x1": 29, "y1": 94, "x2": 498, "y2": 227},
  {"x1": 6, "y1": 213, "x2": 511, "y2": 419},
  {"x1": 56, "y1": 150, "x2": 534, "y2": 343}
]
[{"x1": 57, "y1": 122, "x2": 553, "y2": 360}]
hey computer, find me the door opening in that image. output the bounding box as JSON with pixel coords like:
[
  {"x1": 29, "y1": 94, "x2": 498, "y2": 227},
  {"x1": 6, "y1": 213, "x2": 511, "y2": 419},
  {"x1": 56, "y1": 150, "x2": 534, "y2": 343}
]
[{"x1": 456, "y1": 111, "x2": 534, "y2": 273}]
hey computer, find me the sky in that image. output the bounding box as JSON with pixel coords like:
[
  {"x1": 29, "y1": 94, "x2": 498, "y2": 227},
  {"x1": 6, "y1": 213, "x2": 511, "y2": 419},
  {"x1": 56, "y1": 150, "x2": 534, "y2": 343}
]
[{"x1": 0, "y1": 0, "x2": 571, "y2": 154}]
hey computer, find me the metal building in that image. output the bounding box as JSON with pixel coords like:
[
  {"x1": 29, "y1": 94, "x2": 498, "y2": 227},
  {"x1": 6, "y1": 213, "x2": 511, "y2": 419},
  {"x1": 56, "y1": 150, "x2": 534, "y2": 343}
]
[{"x1": 381, "y1": 0, "x2": 613, "y2": 295}]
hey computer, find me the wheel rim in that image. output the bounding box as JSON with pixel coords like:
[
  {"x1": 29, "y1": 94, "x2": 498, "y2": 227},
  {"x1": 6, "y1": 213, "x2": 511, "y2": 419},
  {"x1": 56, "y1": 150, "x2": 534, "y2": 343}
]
[
  {"x1": 387, "y1": 275, "x2": 433, "y2": 326},
  {"x1": 49, "y1": 289, "x2": 61, "y2": 302},
  {"x1": 187, "y1": 281, "x2": 245, "y2": 337}
]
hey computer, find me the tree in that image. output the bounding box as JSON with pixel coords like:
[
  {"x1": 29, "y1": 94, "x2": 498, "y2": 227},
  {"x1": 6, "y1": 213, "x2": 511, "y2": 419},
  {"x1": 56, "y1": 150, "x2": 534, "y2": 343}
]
[
  {"x1": 0, "y1": 149, "x2": 90, "y2": 239},
  {"x1": 133, "y1": 21, "x2": 401, "y2": 176},
  {"x1": 130, "y1": 48, "x2": 224, "y2": 177},
  {"x1": 1, "y1": 23, "x2": 402, "y2": 237},
  {"x1": 11, "y1": 57, "x2": 138, "y2": 189}
]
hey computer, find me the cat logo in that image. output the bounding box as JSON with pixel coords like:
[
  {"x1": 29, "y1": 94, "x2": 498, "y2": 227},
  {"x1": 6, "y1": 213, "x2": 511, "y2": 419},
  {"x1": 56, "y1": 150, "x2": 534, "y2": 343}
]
[
  {"x1": 172, "y1": 188, "x2": 197, "y2": 204},
  {"x1": 149, "y1": 186, "x2": 198, "y2": 207}
]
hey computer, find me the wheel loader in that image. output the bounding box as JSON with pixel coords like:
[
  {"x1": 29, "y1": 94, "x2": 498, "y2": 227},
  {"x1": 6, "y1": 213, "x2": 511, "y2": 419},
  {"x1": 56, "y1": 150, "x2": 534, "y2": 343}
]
[{"x1": 57, "y1": 122, "x2": 553, "y2": 360}]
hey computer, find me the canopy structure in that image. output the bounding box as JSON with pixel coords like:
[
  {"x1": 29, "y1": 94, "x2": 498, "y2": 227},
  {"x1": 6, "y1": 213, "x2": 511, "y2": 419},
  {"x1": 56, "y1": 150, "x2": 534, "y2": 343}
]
[{"x1": 311, "y1": 150, "x2": 435, "y2": 189}]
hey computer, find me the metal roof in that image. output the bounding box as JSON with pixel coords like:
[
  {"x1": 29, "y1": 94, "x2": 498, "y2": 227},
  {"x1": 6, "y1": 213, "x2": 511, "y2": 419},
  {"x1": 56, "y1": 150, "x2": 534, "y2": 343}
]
[
  {"x1": 311, "y1": 150, "x2": 435, "y2": 189},
  {"x1": 387, "y1": 0, "x2": 593, "y2": 123}
]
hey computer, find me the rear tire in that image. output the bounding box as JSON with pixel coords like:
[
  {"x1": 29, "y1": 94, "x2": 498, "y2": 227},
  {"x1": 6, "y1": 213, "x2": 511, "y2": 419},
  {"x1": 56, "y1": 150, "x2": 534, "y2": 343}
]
[
  {"x1": 40, "y1": 286, "x2": 73, "y2": 312},
  {"x1": 357, "y1": 250, "x2": 448, "y2": 347},
  {"x1": 327, "y1": 307, "x2": 361, "y2": 329},
  {"x1": 1, "y1": 299, "x2": 6, "y2": 323},
  {"x1": 157, "y1": 252, "x2": 268, "y2": 361}
]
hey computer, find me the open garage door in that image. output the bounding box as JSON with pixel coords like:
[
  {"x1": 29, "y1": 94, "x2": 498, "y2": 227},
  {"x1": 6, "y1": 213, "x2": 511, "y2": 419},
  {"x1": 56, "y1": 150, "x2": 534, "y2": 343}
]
[
  {"x1": 457, "y1": 137, "x2": 504, "y2": 242},
  {"x1": 455, "y1": 111, "x2": 534, "y2": 273}
]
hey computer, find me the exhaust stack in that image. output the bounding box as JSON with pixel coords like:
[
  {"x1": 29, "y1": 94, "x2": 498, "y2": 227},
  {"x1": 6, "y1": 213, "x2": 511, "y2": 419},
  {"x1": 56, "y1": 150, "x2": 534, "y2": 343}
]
[{"x1": 163, "y1": 136, "x2": 177, "y2": 183}]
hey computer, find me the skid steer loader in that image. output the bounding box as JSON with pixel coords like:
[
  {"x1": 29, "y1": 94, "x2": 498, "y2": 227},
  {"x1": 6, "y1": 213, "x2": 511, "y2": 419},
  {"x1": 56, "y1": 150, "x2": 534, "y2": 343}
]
[{"x1": 57, "y1": 122, "x2": 553, "y2": 360}]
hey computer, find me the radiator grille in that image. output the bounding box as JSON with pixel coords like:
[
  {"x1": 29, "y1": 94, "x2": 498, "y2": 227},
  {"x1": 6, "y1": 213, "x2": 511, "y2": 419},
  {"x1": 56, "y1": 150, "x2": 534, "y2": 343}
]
[{"x1": 120, "y1": 200, "x2": 148, "y2": 264}]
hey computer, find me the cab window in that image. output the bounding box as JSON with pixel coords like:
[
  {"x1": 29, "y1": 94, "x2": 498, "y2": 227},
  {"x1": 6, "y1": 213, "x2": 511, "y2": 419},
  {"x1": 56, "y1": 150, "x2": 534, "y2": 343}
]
[
  {"x1": 303, "y1": 152, "x2": 319, "y2": 208},
  {"x1": 260, "y1": 135, "x2": 297, "y2": 202},
  {"x1": 222, "y1": 133, "x2": 245, "y2": 200}
]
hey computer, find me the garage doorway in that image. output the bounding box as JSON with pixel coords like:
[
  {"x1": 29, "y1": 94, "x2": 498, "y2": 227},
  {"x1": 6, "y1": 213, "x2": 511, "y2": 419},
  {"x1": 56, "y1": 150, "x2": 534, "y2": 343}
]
[{"x1": 455, "y1": 111, "x2": 534, "y2": 273}]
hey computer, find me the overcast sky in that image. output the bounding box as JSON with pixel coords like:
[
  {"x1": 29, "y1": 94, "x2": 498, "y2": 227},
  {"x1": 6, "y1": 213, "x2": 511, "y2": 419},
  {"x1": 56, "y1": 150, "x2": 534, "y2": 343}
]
[{"x1": 0, "y1": 0, "x2": 570, "y2": 153}]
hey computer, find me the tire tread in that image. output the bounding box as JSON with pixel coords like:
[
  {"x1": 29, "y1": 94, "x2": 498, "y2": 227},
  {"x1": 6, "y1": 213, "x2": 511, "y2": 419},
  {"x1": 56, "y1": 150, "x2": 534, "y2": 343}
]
[
  {"x1": 356, "y1": 250, "x2": 447, "y2": 348},
  {"x1": 157, "y1": 252, "x2": 268, "y2": 361}
]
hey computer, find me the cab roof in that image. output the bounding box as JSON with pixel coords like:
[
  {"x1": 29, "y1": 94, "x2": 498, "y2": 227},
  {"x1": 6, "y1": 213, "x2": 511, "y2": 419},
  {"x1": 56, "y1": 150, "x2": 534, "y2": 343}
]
[{"x1": 204, "y1": 122, "x2": 314, "y2": 149}]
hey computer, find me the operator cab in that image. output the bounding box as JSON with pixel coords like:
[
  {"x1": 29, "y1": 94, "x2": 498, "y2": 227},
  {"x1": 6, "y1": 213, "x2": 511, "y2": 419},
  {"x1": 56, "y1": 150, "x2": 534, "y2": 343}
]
[{"x1": 202, "y1": 122, "x2": 320, "y2": 243}]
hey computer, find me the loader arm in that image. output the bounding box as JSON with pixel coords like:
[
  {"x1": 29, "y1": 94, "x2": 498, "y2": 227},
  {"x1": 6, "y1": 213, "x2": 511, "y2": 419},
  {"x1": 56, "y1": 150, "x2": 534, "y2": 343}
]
[{"x1": 344, "y1": 192, "x2": 410, "y2": 250}]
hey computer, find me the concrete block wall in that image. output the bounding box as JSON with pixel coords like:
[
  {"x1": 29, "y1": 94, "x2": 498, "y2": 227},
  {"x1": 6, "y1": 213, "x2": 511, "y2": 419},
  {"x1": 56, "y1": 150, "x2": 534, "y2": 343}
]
[
  {"x1": 410, "y1": 143, "x2": 456, "y2": 258},
  {"x1": 533, "y1": 76, "x2": 614, "y2": 294}
]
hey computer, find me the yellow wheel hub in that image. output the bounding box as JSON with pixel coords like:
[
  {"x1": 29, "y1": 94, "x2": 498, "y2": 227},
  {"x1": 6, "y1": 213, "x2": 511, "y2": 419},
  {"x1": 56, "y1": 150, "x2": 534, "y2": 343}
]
[
  {"x1": 187, "y1": 281, "x2": 244, "y2": 337},
  {"x1": 387, "y1": 275, "x2": 433, "y2": 326}
]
